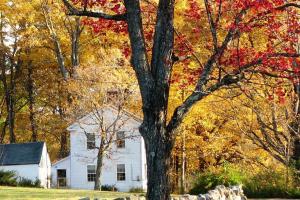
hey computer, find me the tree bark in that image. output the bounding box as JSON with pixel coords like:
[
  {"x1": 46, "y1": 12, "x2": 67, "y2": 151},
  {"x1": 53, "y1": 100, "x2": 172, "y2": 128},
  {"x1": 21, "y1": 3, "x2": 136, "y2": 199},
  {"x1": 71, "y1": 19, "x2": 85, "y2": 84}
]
[
  {"x1": 143, "y1": 130, "x2": 173, "y2": 200},
  {"x1": 70, "y1": 17, "x2": 81, "y2": 78},
  {"x1": 94, "y1": 147, "x2": 104, "y2": 190},
  {"x1": 58, "y1": 104, "x2": 69, "y2": 158},
  {"x1": 1, "y1": 55, "x2": 16, "y2": 144},
  {"x1": 125, "y1": 0, "x2": 175, "y2": 198},
  {"x1": 26, "y1": 60, "x2": 38, "y2": 142}
]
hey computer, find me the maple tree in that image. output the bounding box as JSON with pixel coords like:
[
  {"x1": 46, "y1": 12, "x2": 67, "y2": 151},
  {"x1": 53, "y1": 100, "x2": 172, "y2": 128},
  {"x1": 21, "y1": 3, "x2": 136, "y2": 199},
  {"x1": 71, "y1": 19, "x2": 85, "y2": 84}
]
[
  {"x1": 0, "y1": 0, "x2": 299, "y2": 197},
  {"x1": 61, "y1": 0, "x2": 300, "y2": 199}
]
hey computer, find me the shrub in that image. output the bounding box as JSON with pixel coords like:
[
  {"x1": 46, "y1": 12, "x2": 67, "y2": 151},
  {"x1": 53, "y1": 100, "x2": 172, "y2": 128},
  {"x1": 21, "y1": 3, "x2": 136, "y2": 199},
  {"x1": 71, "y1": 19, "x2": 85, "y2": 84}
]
[
  {"x1": 18, "y1": 177, "x2": 41, "y2": 188},
  {"x1": 0, "y1": 170, "x2": 17, "y2": 186},
  {"x1": 189, "y1": 165, "x2": 300, "y2": 198},
  {"x1": 243, "y1": 170, "x2": 300, "y2": 198},
  {"x1": 33, "y1": 179, "x2": 41, "y2": 187},
  {"x1": 189, "y1": 164, "x2": 245, "y2": 195},
  {"x1": 129, "y1": 187, "x2": 144, "y2": 193},
  {"x1": 101, "y1": 184, "x2": 118, "y2": 191}
]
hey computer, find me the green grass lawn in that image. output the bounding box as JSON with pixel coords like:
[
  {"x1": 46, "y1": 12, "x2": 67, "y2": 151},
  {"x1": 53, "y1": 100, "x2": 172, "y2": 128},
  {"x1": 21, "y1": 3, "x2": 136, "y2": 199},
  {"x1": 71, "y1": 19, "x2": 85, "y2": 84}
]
[{"x1": 0, "y1": 186, "x2": 135, "y2": 200}]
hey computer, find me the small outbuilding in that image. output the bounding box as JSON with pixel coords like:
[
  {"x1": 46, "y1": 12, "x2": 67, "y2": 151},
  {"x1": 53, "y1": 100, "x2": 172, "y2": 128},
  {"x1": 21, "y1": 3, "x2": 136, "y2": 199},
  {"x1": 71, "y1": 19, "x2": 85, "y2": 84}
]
[{"x1": 0, "y1": 142, "x2": 51, "y2": 188}]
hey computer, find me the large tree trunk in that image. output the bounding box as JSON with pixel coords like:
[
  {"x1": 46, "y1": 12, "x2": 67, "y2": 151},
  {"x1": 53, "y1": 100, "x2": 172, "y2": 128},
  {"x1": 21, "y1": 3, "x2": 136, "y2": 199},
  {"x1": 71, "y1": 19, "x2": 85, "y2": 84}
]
[
  {"x1": 58, "y1": 105, "x2": 69, "y2": 158},
  {"x1": 1, "y1": 66, "x2": 16, "y2": 143},
  {"x1": 94, "y1": 147, "x2": 104, "y2": 190},
  {"x1": 7, "y1": 95, "x2": 15, "y2": 143},
  {"x1": 144, "y1": 132, "x2": 173, "y2": 200},
  {"x1": 27, "y1": 60, "x2": 38, "y2": 142},
  {"x1": 141, "y1": 109, "x2": 174, "y2": 200}
]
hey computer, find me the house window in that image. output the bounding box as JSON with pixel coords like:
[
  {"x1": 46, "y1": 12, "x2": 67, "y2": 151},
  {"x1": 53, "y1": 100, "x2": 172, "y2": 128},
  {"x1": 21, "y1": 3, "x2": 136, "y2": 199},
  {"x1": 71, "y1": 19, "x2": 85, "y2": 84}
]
[
  {"x1": 86, "y1": 133, "x2": 95, "y2": 149},
  {"x1": 117, "y1": 164, "x2": 126, "y2": 181},
  {"x1": 116, "y1": 131, "x2": 125, "y2": 148},
  {"x1": 87, "y1": 165, "x2": 96, "y2": 182}
]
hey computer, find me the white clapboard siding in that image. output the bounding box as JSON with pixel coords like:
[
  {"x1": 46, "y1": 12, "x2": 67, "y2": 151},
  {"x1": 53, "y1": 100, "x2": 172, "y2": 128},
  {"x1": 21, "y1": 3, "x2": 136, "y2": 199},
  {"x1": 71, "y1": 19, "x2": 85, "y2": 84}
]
[{"x1": 52, "y1": 106, "x2": 147, "y2": 192}]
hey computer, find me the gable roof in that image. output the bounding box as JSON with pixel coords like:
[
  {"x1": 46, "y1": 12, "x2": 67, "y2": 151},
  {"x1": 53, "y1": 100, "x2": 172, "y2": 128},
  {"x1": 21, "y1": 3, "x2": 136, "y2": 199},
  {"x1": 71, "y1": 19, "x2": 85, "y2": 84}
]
[
  {"x1": 0, "y1": 142, "x2": 44, "y2": 166},
  {"x1": 108, "y1": 105, "x2": 142, "y2": 123},
  {"x1": 52, "y1": 155, "x2": 70, "y2": 167},
  {"x1": 67, "y1": 105, "x2": 142, "y2": 131}
]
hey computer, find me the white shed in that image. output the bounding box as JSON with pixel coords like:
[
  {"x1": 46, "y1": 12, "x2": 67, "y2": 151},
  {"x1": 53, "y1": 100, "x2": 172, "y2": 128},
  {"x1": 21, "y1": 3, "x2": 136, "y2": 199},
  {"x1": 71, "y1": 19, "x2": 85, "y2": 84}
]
[{"x1": 0, "y1": 142, "x2": 51, "y2": 188}]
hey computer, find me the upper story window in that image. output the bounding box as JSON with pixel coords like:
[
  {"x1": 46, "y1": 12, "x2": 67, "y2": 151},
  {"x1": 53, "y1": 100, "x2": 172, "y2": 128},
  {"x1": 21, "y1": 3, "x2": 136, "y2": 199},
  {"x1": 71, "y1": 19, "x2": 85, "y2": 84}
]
[
  {"x1": 86, "y1": 133, "x2": 96, "y2": 150},
  {"x1": 87, "y1": 165, "x2": 96, "y2": 182},
  {"x1": 116, "y1": 131, "x2": 125, "y2": 148},
  {"x1": 117, "y1": 164, "x2": 126, "y2": 181}
]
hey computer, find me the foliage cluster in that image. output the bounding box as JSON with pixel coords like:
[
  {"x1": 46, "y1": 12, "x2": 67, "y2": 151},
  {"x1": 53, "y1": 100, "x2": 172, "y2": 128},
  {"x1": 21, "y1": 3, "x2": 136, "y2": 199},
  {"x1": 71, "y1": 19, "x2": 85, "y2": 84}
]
[
  {"x1": 0, "y1": 170, "x2": 17, "y2": 186},
  {"x1": 18, "y1": 178, "x2": 41, "y2": 188},
  {"x1": 100, "y1": 184, "x2": 118, "y2": 192},
  {"x1": 189, "y1": 164, "x2": 300, "y2": 198},
  {"x1": 0, "y1": 170, "x2": 41, "y2": 188}
]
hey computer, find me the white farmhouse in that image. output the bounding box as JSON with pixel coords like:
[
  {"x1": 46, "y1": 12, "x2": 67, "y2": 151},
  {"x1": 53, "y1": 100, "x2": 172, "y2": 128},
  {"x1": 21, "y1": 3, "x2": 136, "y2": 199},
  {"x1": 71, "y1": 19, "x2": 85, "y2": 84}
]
[
  {"x1": 0, "y1": 142, "x2": 51, "y2": 188},
  {"x1": 51, "y1": 106, "x2": 147, "y2": 192}
]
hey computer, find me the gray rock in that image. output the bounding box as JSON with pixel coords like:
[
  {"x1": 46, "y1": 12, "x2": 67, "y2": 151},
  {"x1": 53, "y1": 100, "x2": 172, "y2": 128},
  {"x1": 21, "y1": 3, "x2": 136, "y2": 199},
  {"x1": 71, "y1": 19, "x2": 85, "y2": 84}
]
[
  {"x1": 198, "y1": 194, "x2": 206, "y2": 200},
  {"x1": 208, "y1": 189, "x2": 222, "y2": 200},
  {"x1": 198, "y1": 185, "x2": 247, "y2": 200},
  {"x1": 179, "y1": 194, "x2": 199, "y2": 200}
]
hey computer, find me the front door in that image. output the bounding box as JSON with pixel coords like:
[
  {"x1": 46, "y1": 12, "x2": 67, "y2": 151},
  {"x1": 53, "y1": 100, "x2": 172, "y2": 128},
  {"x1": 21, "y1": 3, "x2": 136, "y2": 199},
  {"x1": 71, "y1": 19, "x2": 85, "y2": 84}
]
[{"x1": 57, "y1": 169, "x2": 67, "y2": 188}]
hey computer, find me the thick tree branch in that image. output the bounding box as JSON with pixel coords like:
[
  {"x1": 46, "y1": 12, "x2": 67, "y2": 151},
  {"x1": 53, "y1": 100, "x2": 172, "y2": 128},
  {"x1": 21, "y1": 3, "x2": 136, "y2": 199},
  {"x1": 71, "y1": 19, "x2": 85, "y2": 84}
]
[
  {"x1": 123, "y1": 0, "x2": 152, "y2": 110},
  {"x1": 167, "y1": 53, "x2": 300, "y2": 133},
  {"x1": 147, "y1": 0, "x2": 174, "y2": 125},
  {"x1": 246, "y1": 3, "x2": 300, "y2": 25},
  {"x1": 62, "y1": 0, "x2": 127, "y2": 21},
  {"x1": 166, "y1": 7, "x2": 249, "y2": 134},
  {"x1": 204, "y1": 0, "x2": 218, "y2": 51},
  {"x1": 276, "y1": 2, "x2": 300, "y2": 10}
]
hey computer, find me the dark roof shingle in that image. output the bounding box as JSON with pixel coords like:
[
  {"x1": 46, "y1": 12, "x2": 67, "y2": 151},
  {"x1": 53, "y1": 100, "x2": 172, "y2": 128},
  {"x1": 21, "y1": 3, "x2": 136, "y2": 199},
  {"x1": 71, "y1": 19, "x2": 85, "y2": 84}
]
[{"x1": 0, "y1": 142, "x2": 44, "y2": 166}]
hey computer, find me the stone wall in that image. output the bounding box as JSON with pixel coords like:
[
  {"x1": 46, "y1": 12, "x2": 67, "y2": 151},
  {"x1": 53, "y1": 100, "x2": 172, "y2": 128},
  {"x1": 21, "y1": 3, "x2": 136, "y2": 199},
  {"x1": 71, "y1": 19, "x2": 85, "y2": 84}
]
[
  {"x1": 79, "y1": 185, "x2": 247, "y2": 200},
  {"x1": 172, "y1": 185, "x2": 247, "y2": 200}
]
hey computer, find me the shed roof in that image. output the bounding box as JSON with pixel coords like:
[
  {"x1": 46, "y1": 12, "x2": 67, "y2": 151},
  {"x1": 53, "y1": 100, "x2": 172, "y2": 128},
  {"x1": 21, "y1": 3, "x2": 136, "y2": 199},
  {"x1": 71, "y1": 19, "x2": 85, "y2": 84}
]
[{"x1": 0, "y1": 142, "x2": 44, "y2": 166}]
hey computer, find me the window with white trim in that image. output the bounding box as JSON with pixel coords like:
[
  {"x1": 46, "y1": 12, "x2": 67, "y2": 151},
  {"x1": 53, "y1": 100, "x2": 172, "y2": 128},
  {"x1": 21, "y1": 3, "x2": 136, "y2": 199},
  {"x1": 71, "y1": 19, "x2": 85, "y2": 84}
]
[
  {"x1": 87, "y1": 165, "x2": 96, "y2": 182},
  {"x1": 86, "y1": 133, "x2": 96, "y2": 150},
  {"x1": 116, "y1": 131, "x2": 125, "y2": 148},
  {"x1": 117, "y1": 164, "x2": 126, "y2": 181}
]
